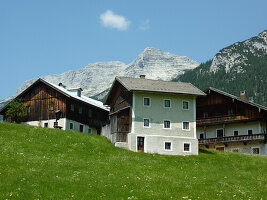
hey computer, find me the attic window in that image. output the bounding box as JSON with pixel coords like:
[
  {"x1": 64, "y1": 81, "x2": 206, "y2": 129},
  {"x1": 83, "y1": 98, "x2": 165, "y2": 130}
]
[
  {"x1": 88, "y1": 109, "x2": 92, "y2": 118},
  {"x1": 35, "y1": 88, "x2": 39, "y2": 95},
  {"x1": 79, "y1": 107, "x2": 83, "y2": 114},
  {"x1": 71, "y1": 104, "x2": 75, "y2": 111}
]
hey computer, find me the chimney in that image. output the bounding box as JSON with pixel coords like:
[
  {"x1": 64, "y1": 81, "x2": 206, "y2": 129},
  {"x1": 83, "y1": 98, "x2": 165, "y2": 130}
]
[
  {"x1": 240, "y1": 91, "x2": 246, "y2": 100},
  {"x1": 58, "y1": 83, "x2": 66, "y2": 89},
  {"x1": 67, "y1": 88, "x2": 83, "y2": 97},
  {"x1": 139, "y1": 75, "x2": 146, "y2": 79}
]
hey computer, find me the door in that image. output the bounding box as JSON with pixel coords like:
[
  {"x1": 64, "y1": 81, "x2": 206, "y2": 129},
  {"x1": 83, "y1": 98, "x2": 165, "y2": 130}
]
[
  {"x1": 216, "y1": 147, "x2": 225, "y2": 151},
  {"x1": 217, "y1": 129, "x2": 224, "y2": 138},
  {"x1": 80, "y1": 125, "x2": 84, "y2": 132},
  {"x1": 137, "y1": 137, "x2": 145, "y2": 152}
]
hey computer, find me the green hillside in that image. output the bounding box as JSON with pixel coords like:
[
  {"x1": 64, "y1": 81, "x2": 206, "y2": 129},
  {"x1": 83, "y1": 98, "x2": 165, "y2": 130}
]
[{"x1": 0, "y1": 122, "x2": 267, "y2": 199}]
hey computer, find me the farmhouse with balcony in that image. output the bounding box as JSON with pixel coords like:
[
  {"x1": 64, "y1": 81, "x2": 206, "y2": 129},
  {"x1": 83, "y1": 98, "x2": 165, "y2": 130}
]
[
  {"x1": 103, "y1": 76, "x2": 206, "y2": 155},
  {"x1": 0, "y1": 78, "x2": 109, "y2": 134},
  {"x1": 196, "y1": 87, "x2": 267, "y2": 155}
]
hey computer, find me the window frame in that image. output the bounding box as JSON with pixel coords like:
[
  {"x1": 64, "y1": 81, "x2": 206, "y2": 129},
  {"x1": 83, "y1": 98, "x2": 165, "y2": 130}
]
[
  {"x1": 163, "y1": 99, "x2": 171, "y2": 108},
  {"x1": 216, "y1": 128, "x2": 224, "y2": 137},
  {"x1": 182, "y1": 121, "x2": 190, "y2": 131},
  {"x1": 164, "y1": 142, "x2": 172, "y2": 151},
  {"x1": 143, "y1": 97, "x2": 151, "y2": 107},
  {"x1": 71, "y1": 104, "x2": 75, "y2": 112},
  {"x1": 163, "y1": 120, "x2": 171, "y2": 129},
  {"x1": 143, "y1": 118, "x2": 150, "y2": 128},
  {"x1": 79, "y1": 107, "x2": 83, "y2": 114},
  {"x1": 70, "y1": 122, "x2": 73, "y2": 130},
  {"x1": 49, "y1": 102, "x2": 54, "y2": 111},
  {"x1": 183, "y1": 142, "x2": 191, "y2": 152},
  {"x1": 233, "y1": 130, "x2": 239, "y2": 136},
  {"x1": 182, "y1": 101, "x2": 189, "y2": 110}
]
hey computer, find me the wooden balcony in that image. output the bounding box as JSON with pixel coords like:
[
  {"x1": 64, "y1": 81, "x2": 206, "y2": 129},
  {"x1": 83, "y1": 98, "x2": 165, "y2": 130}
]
[
  {"x1": 199, "y1": 134, "x2": 266, "y2": 145},
  {"x1": 197, "y1": 115, "x2": 252, "y2": 126}
]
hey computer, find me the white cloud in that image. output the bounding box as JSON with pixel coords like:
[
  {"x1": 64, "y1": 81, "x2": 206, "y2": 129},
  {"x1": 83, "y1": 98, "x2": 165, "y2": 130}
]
[
  {"x1": 100, "y1": 10, "x2": 130, "y2": 31},
  {"x1": 139, "y1": 19, "x2": 150, "y2": 31}
]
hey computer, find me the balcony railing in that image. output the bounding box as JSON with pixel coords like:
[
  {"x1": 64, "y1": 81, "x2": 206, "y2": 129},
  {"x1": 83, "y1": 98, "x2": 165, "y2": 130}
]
[
  {"x1": 197, "y1": 115, "x2": 251, "y2": 126},
  {"x1": 199, "y1": 134, "x2": 266, "y2": 145}
]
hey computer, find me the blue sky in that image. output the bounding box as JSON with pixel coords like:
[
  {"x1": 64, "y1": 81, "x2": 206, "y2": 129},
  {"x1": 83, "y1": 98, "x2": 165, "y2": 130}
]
[{"x1": 0, "y1": 0, "x2": 267, "y2": 100}]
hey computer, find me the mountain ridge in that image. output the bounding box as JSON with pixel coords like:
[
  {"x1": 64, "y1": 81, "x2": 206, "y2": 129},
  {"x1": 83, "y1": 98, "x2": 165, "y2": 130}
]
[
  {"x1": 177, "y1": 30, "x2": 267, "y2": 106},
  {"x1": 0, "y1": 47, "x2": 199, "y2": 108}
]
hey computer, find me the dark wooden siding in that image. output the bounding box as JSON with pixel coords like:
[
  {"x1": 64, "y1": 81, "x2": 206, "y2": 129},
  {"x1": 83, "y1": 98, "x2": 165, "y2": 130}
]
[
  {"x1": 108, "y1": 81, "x2": 133, "y2": 141},
  {"x1": 66, "y1": 99, "x2": 108, "y2": 129},
  {"x1": 22, "y1": 82, "x2": 67, "y2": 121},
  {"x1": 197, "y1": 90, "x2": 266, "y2": 126}
]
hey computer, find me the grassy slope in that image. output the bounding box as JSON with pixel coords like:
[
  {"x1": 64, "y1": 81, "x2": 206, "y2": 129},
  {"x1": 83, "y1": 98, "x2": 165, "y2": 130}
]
[{"x1": 0, "y1": 122, "x2": 266, "y2": 200}]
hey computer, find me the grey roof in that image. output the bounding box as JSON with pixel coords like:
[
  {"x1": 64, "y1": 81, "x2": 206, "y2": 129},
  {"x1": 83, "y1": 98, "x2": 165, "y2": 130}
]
[
  {"x1": 115, "y1": 76, "x2": 206, "y2": 96},
  {"x1": 205, "y1": 87, "x2": 267, "y2": 112}
]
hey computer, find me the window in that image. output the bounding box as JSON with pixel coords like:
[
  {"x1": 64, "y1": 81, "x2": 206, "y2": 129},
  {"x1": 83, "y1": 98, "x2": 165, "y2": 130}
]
[
  {"x1": 49, "y1": 102, "x2": 54, "y2": 111},
  {"x1": 71, "y1": 104, "x2": 75, "y2": 111},
  {"x1": 228, "y1": 109, "x2": 233, "y2": 116},
  {"x1": 26, "y1": 106, "x2": 31, "y2": 114},
  {"x1": 79, "y1": 125, "x2": 84, "y2": 132},
  {"x1": 143, "y1": 97, "x2": 150, "y2": 106},
  {"x1": 44, "y1": 123, "x2": 48, "y2": 128},
  {"x1": 70, "y1": 123, "x2": 73, "y2": 130},
  {"x1": 165, "y1": 142, "x2": 172, "y2": 150},
  {"x1": 203, "y1": 112, "x2": 208, "y2": 118},
  {"x1": 88, "y1": 128, "x2": 92, "y2": 134},
  {"x1": 88, "y1": 109, "x2": 92, "y2": 118},
  {"x1": 184, "y1": 143, "x2": 190, "y2": 152},
  {"x1": 252, "y1": 147, "x2": 259, "y2": 154},
  {"x1": 79, "y1": 107, "x2": 82, "y2": 114},
  {"x1": 143, "y1": 118, "x2": 150, "y2": 127},
  {"x1": 217, "y1": 129, "x2": 224, "y2": 137},
  {"x1": 46, "y1": 87, "x2": 50, "y2": 94},
  {"x1": 164, "y1": 99, "x2": 171, "y2": 108},
  {"x1": 183, "y1": 122, "x2": 190, "y2": 130},
  {"x1": 233, "y1": 130, "x2": 239, "y2": 136},
  {"x1": 182, "y1": 101, "x2": 189, "y2": 110},
  {"x1": 35, "y1": 87, "x2": 39, "y2": 95},
  {"x1": 200, "y1": 133, "x2": 204, "y2": 139},
  {"x1": 248, "y1": 129, "x2": 253, "y2": 135},
  {"x1": 163, "y1": 120, "x2": 171, "y2": 129},
  {"x1": 215, "y1": 112, "x2": 221, "y2": 117}
]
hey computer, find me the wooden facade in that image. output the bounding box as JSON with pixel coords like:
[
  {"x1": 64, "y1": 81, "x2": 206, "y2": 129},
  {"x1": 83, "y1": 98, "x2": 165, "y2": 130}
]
[
  {"x1": 197, "y1": 89, "x2": 267, "y2": 127},
  {"x1": 1, "y1": 79, "x2": 109, "y2": 130},
  {"x1": 106, "y1": 80, "x2": 132, "y2": 142},
  {"x1": 197, "y1": 88, "x2": 267, "y2": 148}
]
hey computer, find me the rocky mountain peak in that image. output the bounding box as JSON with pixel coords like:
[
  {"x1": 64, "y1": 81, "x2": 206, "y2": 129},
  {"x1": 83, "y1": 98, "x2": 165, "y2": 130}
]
[{"x1": 0, "y1": 47, "x2": 199, "y2": 107}]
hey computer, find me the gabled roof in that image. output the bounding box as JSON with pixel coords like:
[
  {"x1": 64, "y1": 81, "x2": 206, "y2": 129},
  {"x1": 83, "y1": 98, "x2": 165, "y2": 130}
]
[
  {"x1": 204, "y1": 87, "x2": 267, "y2": 112},
  {"x1": 104, "y1": 76, "x2": 206, "y2": 105},
  {"x1": 0, "y1": 78, "x2": 109, "y2": 113}
]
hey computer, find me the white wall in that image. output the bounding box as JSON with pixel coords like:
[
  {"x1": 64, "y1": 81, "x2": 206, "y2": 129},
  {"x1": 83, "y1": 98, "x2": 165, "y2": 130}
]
[
  {"x1": 197, "y1": 121, "x2": 261, "y2": 139},
  {"x1": 128, "y1": 91, "x2": 198, "y2": 155},
  {"x1": 24, "y1": 118, "x2": 98, "y2": 134}
]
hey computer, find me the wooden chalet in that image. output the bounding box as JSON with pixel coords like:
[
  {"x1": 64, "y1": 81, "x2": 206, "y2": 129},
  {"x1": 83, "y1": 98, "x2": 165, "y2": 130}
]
[
  {"x1": 196, "y1": 87, "x2": 267, "y2": 154},
  {"x1": 0, "y1": 78, "x2": 109, "y2": 134}
]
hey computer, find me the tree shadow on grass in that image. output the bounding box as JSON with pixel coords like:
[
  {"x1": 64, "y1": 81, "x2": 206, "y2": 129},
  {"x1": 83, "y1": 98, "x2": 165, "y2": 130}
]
[{"x1": 199, "y1": 148, "x2": 215, "y2": 155}]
